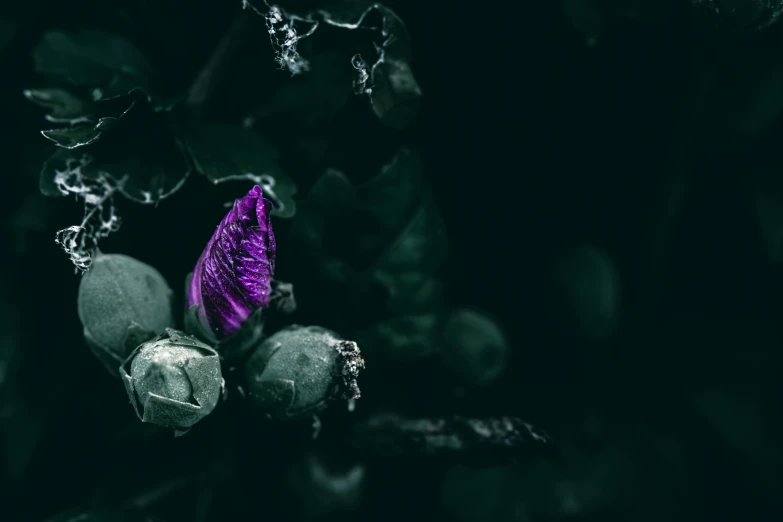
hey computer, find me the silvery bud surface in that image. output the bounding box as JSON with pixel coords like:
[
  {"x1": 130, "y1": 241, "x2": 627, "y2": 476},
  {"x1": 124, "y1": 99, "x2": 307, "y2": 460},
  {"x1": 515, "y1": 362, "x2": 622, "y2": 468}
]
[
  {"x1": 120, "y1": 328, "x2": 223, "y2": 434},
  {"x1": 244, "y1": 325, "x2": 364, "y2": 421}
]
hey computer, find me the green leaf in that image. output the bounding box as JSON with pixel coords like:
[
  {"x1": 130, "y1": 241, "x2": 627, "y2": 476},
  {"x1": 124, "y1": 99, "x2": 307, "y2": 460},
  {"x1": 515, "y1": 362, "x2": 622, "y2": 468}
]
[
  {"x1": 361, "y1": 7, "x2": 422, "y2": 130},
  {"x1": 251, "y1": 2, "x2": 421, "y2": 128},
  {"x1": 183, "y1": 124, "x2": 298, "y2": 218},
  {"x1": 286, "y1": 148, "x2": 448, "y2": 364},
  {"x1": 38, "y1": 104, "x2": 189, "y2": 204},
  {"x1": 357, "y1": 147, "x2": 423, "y2": 235},
  {"x1": 40, "y1": 118, "x2": 117, "y2": 148},
  {"x1": 367, "y1": 202, "x2": 448, "y2": 313},
  {"x1": 33, "y1": 30, "x2": 155, "y2": 98},
  {"x1": 353, "y1": 314, "x2": 438, "y2": 363},
  {"x1": 255, "y1": 52, "x2": 354, "y2": 127},
  {"x1": 38, "y1": 88, "x2": 149, "y2": 149}
]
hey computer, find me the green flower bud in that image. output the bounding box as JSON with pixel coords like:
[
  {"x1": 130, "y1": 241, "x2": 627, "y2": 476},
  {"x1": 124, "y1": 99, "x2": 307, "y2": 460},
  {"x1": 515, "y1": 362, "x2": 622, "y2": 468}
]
[
  {"x1": 551, "y1": 244, "x2": 619, "y2": 342},
  {"x1": 244, "y1": 325, "x2": 365, "y2": 421},
  {"x1": 438, "y1": 309, "x2": 507, "y2": 387},
  {"x1": 120, "y1": 329, "x2": 223, "y2": 433},
  {"x1": 77, "y1": 252, "x2": 174, "y2": 376}
]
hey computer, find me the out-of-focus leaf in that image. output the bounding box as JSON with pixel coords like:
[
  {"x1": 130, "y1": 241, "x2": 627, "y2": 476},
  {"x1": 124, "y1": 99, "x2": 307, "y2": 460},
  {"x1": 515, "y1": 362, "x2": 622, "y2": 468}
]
[
  {"x1": 182, "y1": 124, "x2": 297, "y2": 217},
  {"x1": 440, "y1": 465, "x2": 521, "y2": 522},
  {"x1": 356, "y1": 147, "x2": 422, "y2": 235},
  {"x1": 354, "y1": 314, "x2": 438, "y2": 363},
  {"x1": 550, "y1": 244, "x2": 620, "y2": 342},
  {"x1": 690, "y1": 388, "x2": 783, "y2": 511},
  {"x1": 286, "y1": 148, "x2": 447, "y2": 363},
  {"x1": 23, "y1": 89, "x2": 89, "y2": 123},
  {"x1": 367, "y1": 201, "x2": 447, "y2": 311},
  {"x1": 255, "y1": 52, "x2": 354, "y2": 128},
  {"x1": 690, "y1": 0, "x2": 783, "y2": 32},
  {"x1": 751, "y1": 177, "x2": 783, "y2": 265},
  {"x1": 563, "y1": 0, "x2": 674, "y2": 45},
  {"x1": 438, "y1": 309, "x2": 508, "y2": 387},
  {"x1": 359, "y1": 6, "x2": 421, "y2": 130},
  {"x1": 44, "y1": 509, "x2": 166, "y2": 522},
  {"x1": 726, "y1": 50, "x2": 783, "y2": 143},
  {"x1": 0, "y1": 18, "x2": 15, "y2": 57},
  {"x1": 33, "y1": 30, "x2": 155, "y2": 98},
  {"x1": 283, "y1": 452, "x2": 365, "y2": 521}
]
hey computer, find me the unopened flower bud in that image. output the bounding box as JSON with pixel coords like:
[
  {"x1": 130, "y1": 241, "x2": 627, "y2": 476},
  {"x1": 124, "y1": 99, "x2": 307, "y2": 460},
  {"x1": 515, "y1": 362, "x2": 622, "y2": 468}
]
[
  {"x1": 77, "y1": 252, "x2": 174, "y2": 376},
  {"x1": 438, "y1": 309, "x2": 507, "y2": 387},
  {"x1": 244, "y1": 325, "x2": 365, "y2": 421},
  {"x1": 120, "y1": 329, "x2": 223, "y2": 433},
  {"x1": 187, "y1": 186, "x2": 275, "y2": 341}
]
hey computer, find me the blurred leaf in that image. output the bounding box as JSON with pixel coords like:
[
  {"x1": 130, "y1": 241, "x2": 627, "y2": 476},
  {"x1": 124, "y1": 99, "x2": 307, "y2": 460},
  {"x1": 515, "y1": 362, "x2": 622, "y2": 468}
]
[
  {"x1": 690, "y1": 0, "x2": 783, "y2": 32},
  {"x1": 358, "y1": 6, "x2": 422, "y2": 130},
  {"x1": 354, "y1": 313, "x2": 438, "y2": 363},
  {"x1": 308, "y1": 168, "x2": 358, "y2": 215},
  {"x1": 563, "y1": 0, "x2": 674, "y2": 45},
  {"x1": 182, "y1": 124, "x2": 297, "y2": 217},
  {"x1": 752, "y1": 177, "x2": 783, "y2": 264},
  {"x1": 287, "y1": 148, "x2": 447, "y2": 362},
  {"x1": 255, "y1": 52, "x2": 354, "y2": 128},
  {"x1": 438, "y1": 309, "x2": 508, "y2": 387},
  {"x1": 33, "y1": 30, "x2": 155, "y2": 98},
  {"x1": 367, "y1": 200, "x2": 447, "y2": 312},
  {"x1": 23, "y1": 89, "x2": 89, "y2": 123},
  {"x1": 356, "y1": 147, "x2": 422, "y2": 235},
  {"x1": 440, "y1": 465, "x2": 521, "y2": 522},
  {"x1": 0, "y1": 18, "x2": 15, "y2": 57},
  {"x1": 550, "y1": 244, "x2": 620, "y2": 343}
]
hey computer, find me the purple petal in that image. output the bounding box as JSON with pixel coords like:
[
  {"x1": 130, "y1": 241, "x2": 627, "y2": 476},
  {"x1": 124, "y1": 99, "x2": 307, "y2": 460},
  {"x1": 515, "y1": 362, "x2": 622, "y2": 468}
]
[{"x1": 187, "y1": 185, "x2": 277, "y2": 339}]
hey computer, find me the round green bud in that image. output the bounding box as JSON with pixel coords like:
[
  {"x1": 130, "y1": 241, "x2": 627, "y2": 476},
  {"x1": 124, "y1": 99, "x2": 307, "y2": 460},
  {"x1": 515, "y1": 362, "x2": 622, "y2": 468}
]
[
  {"x1": 439, "y1": 309, "x2": 507, "y2": 387},
  {"x1": 120, "y1": 329, "x2": 223, "y2": 433},
  {"x1": 551, "y1": 244, "x2": 619, "y2": 342},
  {"x1": 77, "y1": 252, "x2": 174, "y2": 375},
  {"x1": 244, "y1": 325, "x2": 365, "y2": 421}
]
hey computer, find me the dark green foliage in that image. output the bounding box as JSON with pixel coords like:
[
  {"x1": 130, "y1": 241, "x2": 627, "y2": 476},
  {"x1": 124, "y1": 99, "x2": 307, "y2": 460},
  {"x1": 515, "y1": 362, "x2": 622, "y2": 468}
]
[
  {"x1": 5, "y1": 1, "x2": 783, "y2": 522},
  {"x1": 285, "y1": 148, "x2": 447, "y2": 364},
  {"x1": 182, "y1": 124, "x2": 298, "y2": 217},
  {"x1": 26, "y1": 29, "x2": 294, "y2": 212}
]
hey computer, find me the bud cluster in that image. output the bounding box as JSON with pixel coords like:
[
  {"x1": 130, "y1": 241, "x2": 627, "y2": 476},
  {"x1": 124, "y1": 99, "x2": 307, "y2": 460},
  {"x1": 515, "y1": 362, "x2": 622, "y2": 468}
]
[{"x1": 75, "y1": 187, "x2": 365, "y2": 433}]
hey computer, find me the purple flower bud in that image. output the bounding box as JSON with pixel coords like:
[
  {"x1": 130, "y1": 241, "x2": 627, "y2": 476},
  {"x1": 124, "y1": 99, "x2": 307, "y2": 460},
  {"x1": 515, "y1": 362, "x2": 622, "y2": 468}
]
[{"x1": 188, "y1": 186, "x2": 276, "y2": 339}]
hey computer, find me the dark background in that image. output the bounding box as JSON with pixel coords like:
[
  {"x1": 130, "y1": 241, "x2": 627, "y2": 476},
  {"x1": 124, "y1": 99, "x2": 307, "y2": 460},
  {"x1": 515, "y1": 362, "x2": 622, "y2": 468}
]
[{"x1": 2, "y1": 1, "x2": 783, "y2": 521}]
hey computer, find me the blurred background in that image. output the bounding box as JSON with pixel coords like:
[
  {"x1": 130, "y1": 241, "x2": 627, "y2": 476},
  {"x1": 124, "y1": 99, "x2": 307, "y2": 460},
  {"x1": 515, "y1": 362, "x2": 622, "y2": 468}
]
[{"x1": 2, "y1": 0, "x2": 783, "y2": 521}]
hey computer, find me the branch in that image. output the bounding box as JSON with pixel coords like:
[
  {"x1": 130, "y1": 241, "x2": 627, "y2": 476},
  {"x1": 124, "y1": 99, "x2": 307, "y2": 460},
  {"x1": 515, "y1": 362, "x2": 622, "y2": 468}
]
[{"x1": 351, "y1": 414, "x2": 553, "y2": 462}]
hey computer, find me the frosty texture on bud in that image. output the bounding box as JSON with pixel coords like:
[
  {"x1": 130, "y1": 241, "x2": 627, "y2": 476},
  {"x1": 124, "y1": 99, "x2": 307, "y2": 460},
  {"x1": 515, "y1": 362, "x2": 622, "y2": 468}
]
[
  {"x1": 121, "y1": 329, "x2": 222, "y2": 432},
  {"x1": 244, "y1": 325, "x2": 364, "y2": 421}
]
